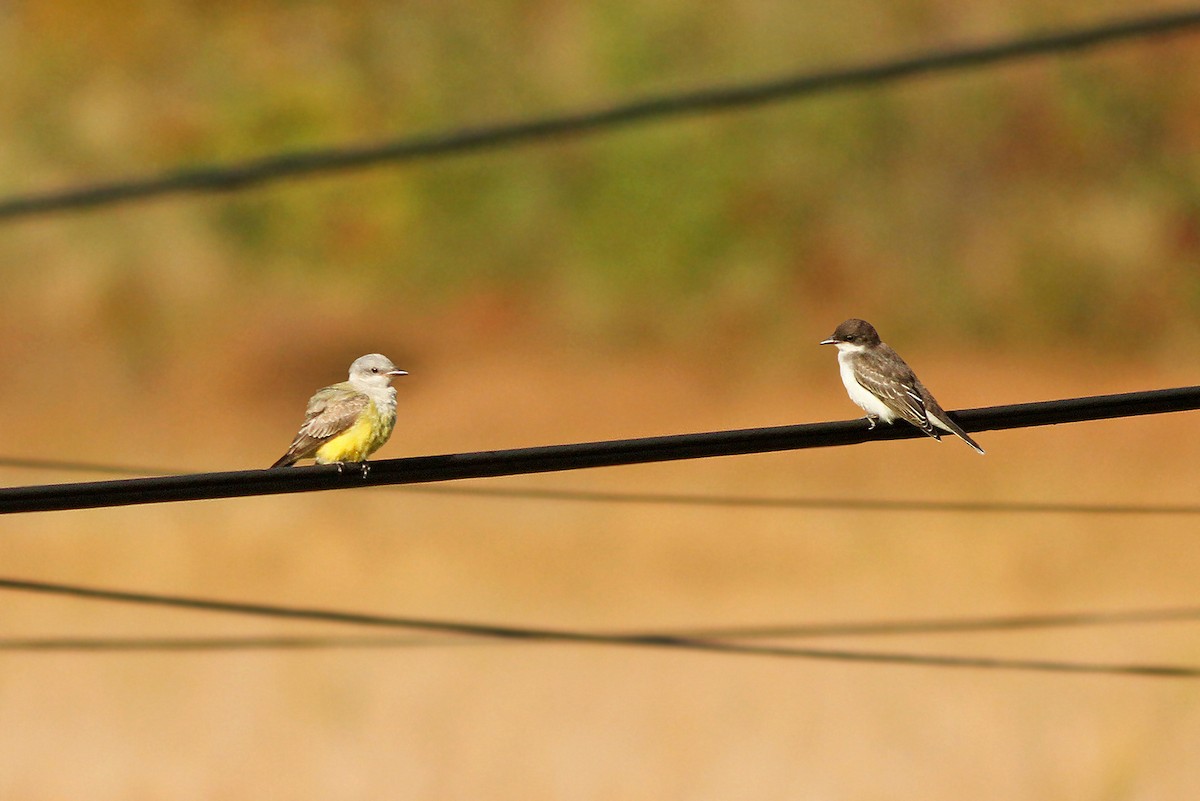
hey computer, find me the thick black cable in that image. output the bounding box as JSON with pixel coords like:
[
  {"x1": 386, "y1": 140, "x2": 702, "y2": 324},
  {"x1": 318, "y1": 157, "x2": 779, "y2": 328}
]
[
  {"x1": 5, "y1": 605, "x2": 1200, "y2": 653},
  {"x1": 0, "y1": 385, "x2": 1197, "y2": 514},
  {"x1": 0, "y1": 577, "x2": 1192, "y2": 677},
  {"x1": 2, "y1": 8, "x2": 1200, "y2": 220},
  {"x1": 0, "y1": 456, "x2": 1155, "y2": 520},
  {"x1": 2, "y1": 454, "x2": 1199, "y2": 516}
]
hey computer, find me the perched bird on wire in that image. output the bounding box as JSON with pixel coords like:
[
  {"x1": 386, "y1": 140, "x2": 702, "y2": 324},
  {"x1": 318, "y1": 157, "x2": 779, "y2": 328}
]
[
  {"x1": 820, "y1": 318, "x2": 984, "y2": 454},
  {"x1": 270, "y1": 353, "x2": 408, "y2": 472}
]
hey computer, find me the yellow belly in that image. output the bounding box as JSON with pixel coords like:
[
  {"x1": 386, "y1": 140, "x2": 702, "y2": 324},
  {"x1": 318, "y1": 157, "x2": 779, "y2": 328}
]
[{"x1": 314, "y1": 402, "x2": 396, "y2": 464}]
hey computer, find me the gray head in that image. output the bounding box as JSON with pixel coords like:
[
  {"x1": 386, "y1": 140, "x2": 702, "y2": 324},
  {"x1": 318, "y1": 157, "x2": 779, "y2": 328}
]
[
  {"x1": 348, "y1": 353, "x2": 407, "y2": 389},
  {"x1": 819, "y1": 318, "x2": 882, "y2": 350}
]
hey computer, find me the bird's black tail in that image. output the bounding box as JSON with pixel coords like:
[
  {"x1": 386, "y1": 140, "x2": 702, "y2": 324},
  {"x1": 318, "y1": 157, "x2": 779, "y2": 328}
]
[{"x1": 930, "y1": 412, "x2": 985, "y2": 455}]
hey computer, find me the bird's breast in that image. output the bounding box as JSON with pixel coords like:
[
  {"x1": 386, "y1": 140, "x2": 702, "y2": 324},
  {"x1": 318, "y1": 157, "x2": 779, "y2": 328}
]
[
  {"x1": 837, "y1": 353, "x2": 896, "y2": 421},
  {"x1": 314, "y1": 397, "x2": 398, "y2": 463}
]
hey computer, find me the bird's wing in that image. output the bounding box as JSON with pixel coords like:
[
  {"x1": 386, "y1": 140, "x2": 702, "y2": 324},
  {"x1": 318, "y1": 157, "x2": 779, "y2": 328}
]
[
  {"x1": 855, "y1": 347, "x2": 938, "y2": 437},
  {"x1": 299, "y1": 385, "x2": 370, "y2": 440},
  {"x1": 275, "y1": 384, "x2": 370, "y2": 464}
]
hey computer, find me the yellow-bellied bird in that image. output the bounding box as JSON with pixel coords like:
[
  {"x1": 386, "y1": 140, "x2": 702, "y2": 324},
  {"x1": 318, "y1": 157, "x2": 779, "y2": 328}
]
[{"x1": 271, "y1": 354, "x2": 408, "y2": 470}]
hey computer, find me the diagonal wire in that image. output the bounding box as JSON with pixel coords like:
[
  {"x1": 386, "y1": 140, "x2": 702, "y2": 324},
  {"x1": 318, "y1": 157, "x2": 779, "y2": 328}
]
[
  {"x1": 677, "y1": 606, "x2": 1200, "y2": 639},
  {"x1": 0, "y1": 635, "x2": 450, "y2": 652},
  {"x1": 4, "y1": 454, "x2": 1199, "y2": 516},
  {"x1": 398, "y1": 485, "x2": 1200, "y2": 517},
  {"x1": 1, "y1": 8, "x2": 1200, "y2": 220},
  {"x1": 0, "y1": 385, "x2": 1198, "y2": 514},
  {"x1": 0, "y1": 576, "x2": 1195, "y2": 678},
  {"x1": 0, "y1": 457, "x2": 175, "y2": 476},
  {"x1": 5, "y1": 605, "x2": 1200, "y2": 653}
]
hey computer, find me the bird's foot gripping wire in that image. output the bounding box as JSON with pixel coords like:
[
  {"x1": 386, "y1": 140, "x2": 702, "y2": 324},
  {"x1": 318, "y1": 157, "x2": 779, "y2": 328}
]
[
  {"x1": 331, "y1": 461, "x2": 371, "y2": 479},
  {"x1": 864, "y1": 415, "x2": 879, "y2": 430}
]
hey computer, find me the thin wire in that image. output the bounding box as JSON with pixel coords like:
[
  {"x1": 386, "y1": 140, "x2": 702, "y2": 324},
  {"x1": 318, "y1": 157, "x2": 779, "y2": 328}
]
[
  {"x1": 5, "y1": 605, "x2": 1200, "y2": 653},
  {"x1": 678, "y1": 606, "x2": 1200, "y2": 639},
  {"x1": 400, "y1": 485, "x2": 1200, "y2": 517},
  {"x1": 0, "y1": 385, "x2": 1198, "y2": 514},
  {"x1": 0, "y1": 635, "x2": 453, "y2": 652},
  {"x1": 1, "y1": 8, "x2": 1199, "y2": 220},
  {"x1": 0, "y1": 457, "x2": 173, "y2": 476},
  {"x1": 0, "y1": 576, "x2": 1193, "y2": 677}
]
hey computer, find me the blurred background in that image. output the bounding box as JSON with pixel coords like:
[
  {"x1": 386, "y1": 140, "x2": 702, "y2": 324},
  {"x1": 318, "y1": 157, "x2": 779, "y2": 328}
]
[{"x1": 2, "y1": 1, "x2": 1200, "y2": 798}]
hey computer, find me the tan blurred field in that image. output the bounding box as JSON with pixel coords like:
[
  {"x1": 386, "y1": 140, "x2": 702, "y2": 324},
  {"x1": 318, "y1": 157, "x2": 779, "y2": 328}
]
[
  {"x1": 3, "y1": 0, "x2": 1200, "y2": 798},
  {"x1": 2, "y1": 327, "x2": 1200, "y2": 800}
]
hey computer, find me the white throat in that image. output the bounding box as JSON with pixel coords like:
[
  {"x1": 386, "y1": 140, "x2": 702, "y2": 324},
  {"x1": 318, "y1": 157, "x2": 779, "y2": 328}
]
[{"x1": 349, "y1": 375, "x2": 398, "y2": 411}]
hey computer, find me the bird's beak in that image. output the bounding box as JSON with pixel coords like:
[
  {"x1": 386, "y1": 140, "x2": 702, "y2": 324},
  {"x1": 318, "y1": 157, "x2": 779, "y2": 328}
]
[
  {"x1": 819, "y1": 338, "x2": 837, "y2": 346},
  {"x1": 388, "y1": 369, "x2": 408, "y2": 377}
]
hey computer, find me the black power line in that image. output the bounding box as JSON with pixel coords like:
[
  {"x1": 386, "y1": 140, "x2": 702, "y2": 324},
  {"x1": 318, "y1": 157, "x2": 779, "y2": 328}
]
[
  {"x1": 0, "y1": 385, "x2": 1197, "y2": 514},
  {"x1": 0, "y1": 576, "x2": 1194, "y2": 677},
  {"x1": 2, "y1": 454, "x2": 1199, "y2": 516},
  {"x1": 2, "y1": 9, "x2": 1200, "y2": 220}
]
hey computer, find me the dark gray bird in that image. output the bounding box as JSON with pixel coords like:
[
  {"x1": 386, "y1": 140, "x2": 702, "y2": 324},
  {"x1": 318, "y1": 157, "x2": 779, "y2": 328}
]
[{"x1": 820, "y1": 318, "x2": 984, "y2": 454}]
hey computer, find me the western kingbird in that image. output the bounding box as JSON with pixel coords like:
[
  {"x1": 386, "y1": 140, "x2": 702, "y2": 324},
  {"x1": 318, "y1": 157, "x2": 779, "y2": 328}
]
[{"x1": 271, "y1": 353, "x2": 408, "y2": 470}]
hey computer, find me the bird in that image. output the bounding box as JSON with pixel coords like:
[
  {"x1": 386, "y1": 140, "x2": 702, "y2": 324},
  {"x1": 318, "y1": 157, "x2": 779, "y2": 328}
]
[
  {"x1": 819, "y1": 318, "x2": 984, "y2": 454},
  {"x1": 271, "y1": 353, "x2": 408, "y2": 472}
]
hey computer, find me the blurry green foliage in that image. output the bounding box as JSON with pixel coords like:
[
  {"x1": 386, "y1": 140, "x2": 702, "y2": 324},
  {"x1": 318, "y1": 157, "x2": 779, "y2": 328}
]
[{"x1": 1, "y1": 0, "x2": 1199, "y2": 350}]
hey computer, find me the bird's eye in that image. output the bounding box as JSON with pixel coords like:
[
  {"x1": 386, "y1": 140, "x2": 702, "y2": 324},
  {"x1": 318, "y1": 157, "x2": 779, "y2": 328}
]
[{"x1": 371, "y1": 367, "x2": 379, "y2": 373}]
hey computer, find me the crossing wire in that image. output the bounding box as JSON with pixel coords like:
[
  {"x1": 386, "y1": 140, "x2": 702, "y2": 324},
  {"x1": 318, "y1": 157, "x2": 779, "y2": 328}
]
[
  {"x1": 0, "y1": 385, "x2": 1197, "y2": 514},
  {"x1": 1, "y1": 8, "x2": 1200, "y2": 220},
  {"x1": 0, "y1": 576, "x2": 1194, "y2": 678},
  {"x1": 4, "y1": 604, "x2": 1200, "y2": 653}
]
